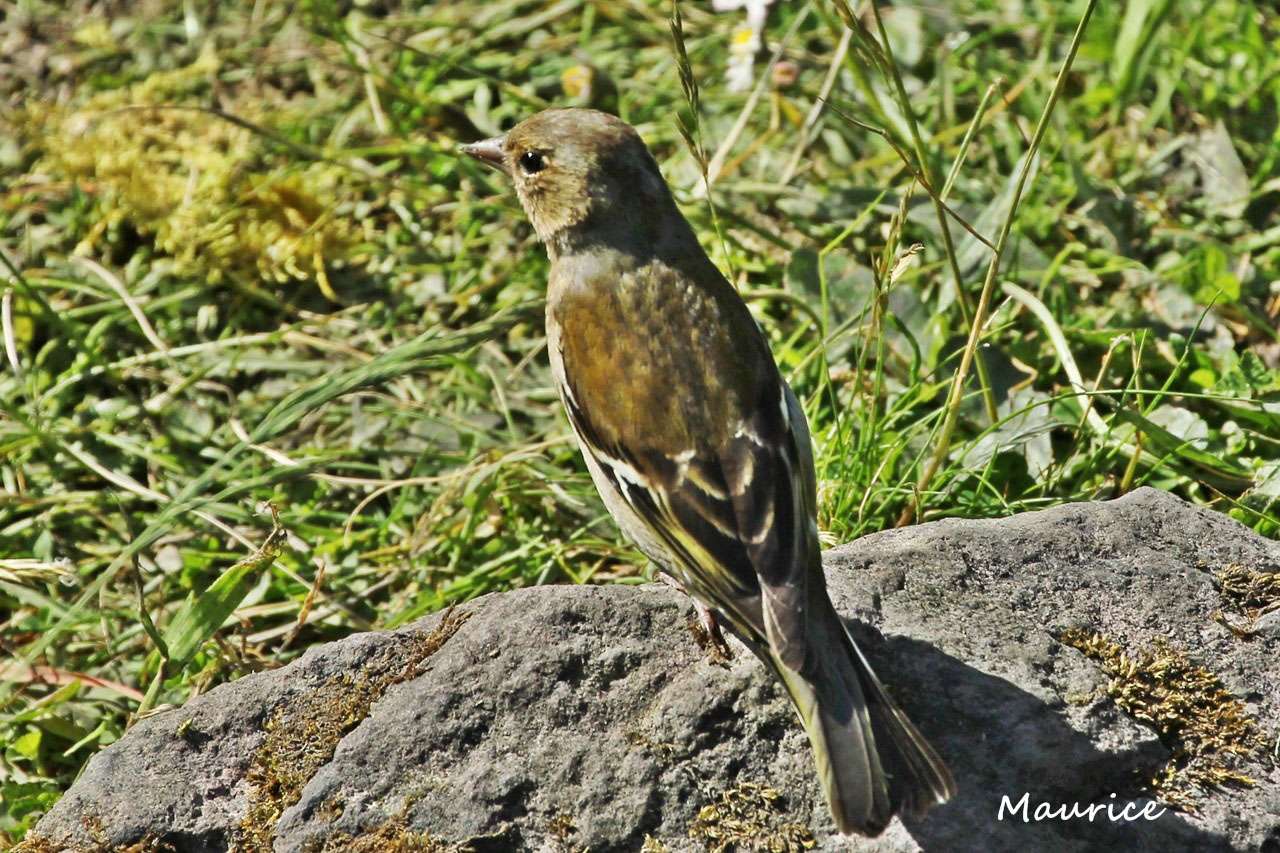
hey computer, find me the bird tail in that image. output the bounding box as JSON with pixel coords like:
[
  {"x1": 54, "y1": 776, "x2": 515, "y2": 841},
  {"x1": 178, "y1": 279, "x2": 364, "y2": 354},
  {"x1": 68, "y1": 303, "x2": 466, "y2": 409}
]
[{"x1": 770, "y1": 604, "x2": 956, "y2": 836}]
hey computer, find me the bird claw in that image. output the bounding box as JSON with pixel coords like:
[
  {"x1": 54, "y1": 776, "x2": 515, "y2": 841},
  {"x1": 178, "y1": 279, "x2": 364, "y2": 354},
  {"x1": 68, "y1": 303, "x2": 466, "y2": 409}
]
[
  {"x1": 658, "y1": 571, "x2": 733, "y2": 663},
  {"x1": 688, "y1": 602, "x2": 733, "y2": 664},
  {"x1": 656, "y1": 570, "x2": 686, "y2": 594}
]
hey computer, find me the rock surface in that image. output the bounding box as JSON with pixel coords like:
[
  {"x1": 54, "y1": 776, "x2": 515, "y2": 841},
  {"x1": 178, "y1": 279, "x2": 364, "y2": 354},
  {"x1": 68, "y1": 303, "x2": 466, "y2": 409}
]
[{"x1": 20, "y1": 488, "x2": 1280, "y2": 852}]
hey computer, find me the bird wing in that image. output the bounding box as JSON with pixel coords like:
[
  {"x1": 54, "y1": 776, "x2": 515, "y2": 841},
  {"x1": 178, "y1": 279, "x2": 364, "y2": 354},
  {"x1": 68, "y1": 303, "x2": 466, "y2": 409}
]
[{"x1": 551, "y1": 259, "x2": 819, "y2": 667}]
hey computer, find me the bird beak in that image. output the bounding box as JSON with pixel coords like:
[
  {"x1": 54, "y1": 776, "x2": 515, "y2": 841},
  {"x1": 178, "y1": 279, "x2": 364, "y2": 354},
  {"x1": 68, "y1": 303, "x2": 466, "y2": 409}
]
[{"x1": 460, "y1": 135, "x2": 509, "y2": 175}]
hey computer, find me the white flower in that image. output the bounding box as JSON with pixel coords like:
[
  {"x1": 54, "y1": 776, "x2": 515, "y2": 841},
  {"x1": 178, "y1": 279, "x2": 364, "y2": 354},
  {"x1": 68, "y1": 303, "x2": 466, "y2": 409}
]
[{"x1": 712, "y1": 0, "x2": 776, "y2": 92}]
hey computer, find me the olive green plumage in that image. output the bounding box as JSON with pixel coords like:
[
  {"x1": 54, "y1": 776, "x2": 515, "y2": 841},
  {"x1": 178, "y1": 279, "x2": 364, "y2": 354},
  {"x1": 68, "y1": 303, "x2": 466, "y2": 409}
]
[{"x1": 463, "y1": 108, "x2": 955, "y2": 836}]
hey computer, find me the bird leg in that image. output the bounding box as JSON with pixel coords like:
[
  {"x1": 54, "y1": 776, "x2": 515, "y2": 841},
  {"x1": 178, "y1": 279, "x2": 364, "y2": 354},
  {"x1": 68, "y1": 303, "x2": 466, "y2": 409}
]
[{"x1": 657, "y1": 571, "x2": 733, "y2": 662}]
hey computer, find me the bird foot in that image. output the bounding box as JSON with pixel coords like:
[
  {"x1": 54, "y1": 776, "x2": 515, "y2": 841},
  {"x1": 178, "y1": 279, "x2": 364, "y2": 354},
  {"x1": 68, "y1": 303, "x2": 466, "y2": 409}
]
[
  {"x1": 691, "y1": 612, "x2": 732, "y2": 666},
  {"x1": 657, "y1": 571, "x2": 733, "y2": 662},
  {"x1": 655, "y1": 570, "x2": 686, "y2": 594},
  {"x1": 687, "y1": 601, "x2": 733, "y2": 665}
]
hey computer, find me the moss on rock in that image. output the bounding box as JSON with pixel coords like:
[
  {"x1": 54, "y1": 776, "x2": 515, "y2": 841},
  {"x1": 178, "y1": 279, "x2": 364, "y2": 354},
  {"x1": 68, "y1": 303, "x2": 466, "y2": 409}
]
[
  {"x1": 1058, "y1": 628, "x2": 1273, "y2": 811},
  {"x1": 232, "y1": 607, "x2": 471, "y2": 852}
]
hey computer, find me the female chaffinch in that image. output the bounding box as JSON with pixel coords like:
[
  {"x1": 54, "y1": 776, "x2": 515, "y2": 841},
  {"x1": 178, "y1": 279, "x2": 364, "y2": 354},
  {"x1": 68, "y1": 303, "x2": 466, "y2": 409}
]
[{"x1": 463, "y1": 108, "x2": 954, "y2": 836}]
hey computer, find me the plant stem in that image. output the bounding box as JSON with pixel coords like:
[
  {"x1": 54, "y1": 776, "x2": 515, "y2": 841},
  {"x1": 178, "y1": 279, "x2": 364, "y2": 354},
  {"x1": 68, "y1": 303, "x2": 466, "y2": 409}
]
[{"x1": 898, "y1": 0, "x2": 1099, "y2": 527}]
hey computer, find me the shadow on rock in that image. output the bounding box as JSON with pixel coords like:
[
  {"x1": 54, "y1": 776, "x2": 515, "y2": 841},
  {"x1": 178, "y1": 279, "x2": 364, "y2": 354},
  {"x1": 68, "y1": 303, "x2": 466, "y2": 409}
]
[{"x1": 858, "y1": 633, "x2": 1235, "y2": 853}]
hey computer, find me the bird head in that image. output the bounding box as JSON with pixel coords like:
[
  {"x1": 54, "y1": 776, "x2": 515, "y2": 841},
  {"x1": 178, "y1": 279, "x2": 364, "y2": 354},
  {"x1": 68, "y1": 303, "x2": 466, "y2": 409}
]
[{"x1": 461, "y1": 108, "x2": 673, "y2": 248}]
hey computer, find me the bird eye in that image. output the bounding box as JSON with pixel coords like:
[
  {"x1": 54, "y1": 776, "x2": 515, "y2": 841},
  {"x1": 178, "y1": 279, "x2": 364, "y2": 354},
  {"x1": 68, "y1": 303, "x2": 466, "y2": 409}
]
[{"x1": 519, "y1": 151, "x2": 546, "y2": 174}]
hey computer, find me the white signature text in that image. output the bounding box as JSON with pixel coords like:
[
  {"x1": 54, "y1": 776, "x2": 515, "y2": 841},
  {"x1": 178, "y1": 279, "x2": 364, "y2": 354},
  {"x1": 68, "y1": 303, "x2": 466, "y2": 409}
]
[{"x1": 997, "y1": 792, "x2": 1167, "y2": 823}]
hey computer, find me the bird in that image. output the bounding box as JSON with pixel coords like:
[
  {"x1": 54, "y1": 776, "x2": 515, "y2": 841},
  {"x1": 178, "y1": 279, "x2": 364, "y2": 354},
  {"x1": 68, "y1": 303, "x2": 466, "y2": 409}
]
[{"x1": 461, "y1": 108, "x2": 955, "y2": 836}]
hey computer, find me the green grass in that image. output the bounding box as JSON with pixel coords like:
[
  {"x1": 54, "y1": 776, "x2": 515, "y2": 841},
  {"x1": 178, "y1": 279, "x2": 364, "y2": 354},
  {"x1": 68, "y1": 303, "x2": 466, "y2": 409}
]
[{"x1": 2, "y1": 0, "x2": 1278, "y2": 841}]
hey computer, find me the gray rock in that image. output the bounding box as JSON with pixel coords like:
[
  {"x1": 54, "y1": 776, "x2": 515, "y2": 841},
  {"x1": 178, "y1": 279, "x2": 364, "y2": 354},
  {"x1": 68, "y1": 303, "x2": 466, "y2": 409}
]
[
  {"x1": 21, "y1": 488, "x2": 1280, "y2": 852},
  {"x1": 1255, "y1": 609, "x2": 1280, "y2": 640}
]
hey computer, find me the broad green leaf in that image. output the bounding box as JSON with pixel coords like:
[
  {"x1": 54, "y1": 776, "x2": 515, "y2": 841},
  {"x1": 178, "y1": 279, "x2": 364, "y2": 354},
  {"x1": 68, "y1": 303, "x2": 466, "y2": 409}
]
[
  {"x1": 12, "y1": 728, "x2": 42, "y2": 760},
  {"x1": 1111, "y1": 407, "x2": 1253, "y2": 490},
  {"x1": 1181, "y1": 244, "x2": 1241, "y2": 305},
  {"x1": 161, "y1": 522, "x2": 284, "y2": 667}
]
